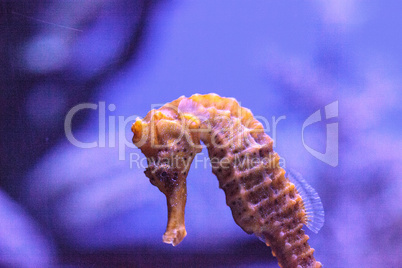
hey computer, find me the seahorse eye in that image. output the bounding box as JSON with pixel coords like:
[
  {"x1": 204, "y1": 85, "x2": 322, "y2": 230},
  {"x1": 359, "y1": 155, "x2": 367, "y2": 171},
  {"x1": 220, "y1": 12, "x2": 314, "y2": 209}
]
[{"x1": 183, "y1": 113, "x2": 200, "y2": 129}]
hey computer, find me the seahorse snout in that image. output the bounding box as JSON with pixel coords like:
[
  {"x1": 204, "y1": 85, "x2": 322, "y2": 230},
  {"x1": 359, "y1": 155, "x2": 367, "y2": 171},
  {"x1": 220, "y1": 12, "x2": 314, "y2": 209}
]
[{"x1": 144, "y1": 163, "x2": 189, "y2": 246}]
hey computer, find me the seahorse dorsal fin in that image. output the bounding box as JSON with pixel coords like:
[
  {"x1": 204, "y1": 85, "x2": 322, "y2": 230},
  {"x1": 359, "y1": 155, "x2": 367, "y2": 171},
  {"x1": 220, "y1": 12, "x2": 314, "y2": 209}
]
[{"x1": 286, "y1": 169, "x2": 325, "y2": 234}]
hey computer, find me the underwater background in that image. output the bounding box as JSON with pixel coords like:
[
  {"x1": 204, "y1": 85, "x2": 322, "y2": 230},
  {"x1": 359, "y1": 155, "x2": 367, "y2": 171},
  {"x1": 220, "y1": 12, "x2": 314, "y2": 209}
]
[{"x1": 1, "y1": 1, "x2": 401, "y2": 267}]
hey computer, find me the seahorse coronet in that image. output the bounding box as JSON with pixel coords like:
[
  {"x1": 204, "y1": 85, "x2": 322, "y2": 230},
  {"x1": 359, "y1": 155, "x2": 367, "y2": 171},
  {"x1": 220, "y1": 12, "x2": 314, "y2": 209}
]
[{"x1": 131, "y1": 93, "x2": 322, "y2": 268}]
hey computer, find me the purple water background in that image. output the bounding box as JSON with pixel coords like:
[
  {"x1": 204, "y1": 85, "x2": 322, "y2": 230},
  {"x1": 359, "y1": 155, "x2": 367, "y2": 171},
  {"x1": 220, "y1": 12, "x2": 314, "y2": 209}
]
[{"x1": 1, "y1": 1, "x2": 401, "y2": 267}]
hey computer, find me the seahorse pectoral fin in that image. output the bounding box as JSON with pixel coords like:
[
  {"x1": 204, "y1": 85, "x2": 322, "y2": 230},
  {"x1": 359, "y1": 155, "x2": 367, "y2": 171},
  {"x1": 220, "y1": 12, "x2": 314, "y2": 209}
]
[{"x1": 162, "y1": 180, "x2": 187, "y2": 246}]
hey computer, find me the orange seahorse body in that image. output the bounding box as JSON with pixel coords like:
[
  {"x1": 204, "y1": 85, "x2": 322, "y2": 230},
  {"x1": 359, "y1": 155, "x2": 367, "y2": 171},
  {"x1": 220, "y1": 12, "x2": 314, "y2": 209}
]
[{"x1": 132, "y1": 93, "x2": 322, "y2": 268}]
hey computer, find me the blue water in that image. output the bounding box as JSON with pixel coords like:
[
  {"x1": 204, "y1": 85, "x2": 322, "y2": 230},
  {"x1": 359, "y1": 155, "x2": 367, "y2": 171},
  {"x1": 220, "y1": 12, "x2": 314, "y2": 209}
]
[{"x1": 1, "y1": 1, "x2": 401, "y2": 267}]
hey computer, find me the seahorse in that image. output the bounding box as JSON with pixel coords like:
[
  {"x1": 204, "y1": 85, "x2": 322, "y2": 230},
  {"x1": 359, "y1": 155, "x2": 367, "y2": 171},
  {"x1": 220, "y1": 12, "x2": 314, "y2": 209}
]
[{"x1": 131, "y1": 93, "x2": 324, "y2": 268}]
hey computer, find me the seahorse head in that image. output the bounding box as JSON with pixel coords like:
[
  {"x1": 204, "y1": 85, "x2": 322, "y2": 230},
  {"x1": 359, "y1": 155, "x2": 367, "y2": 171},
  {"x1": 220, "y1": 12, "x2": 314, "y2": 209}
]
[
  {"x1": 131, "y1": 101, "x2": 204, "y2": 245},
  {"x1": 131, "y1": 105, "x2": 202, "y2": 194}
]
